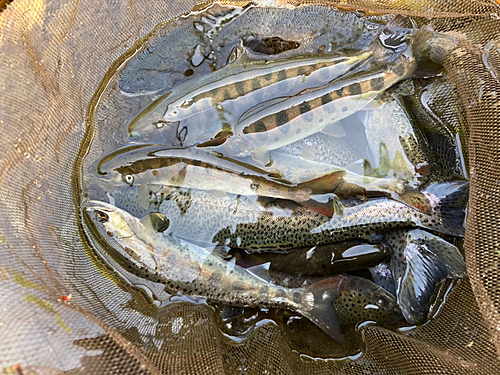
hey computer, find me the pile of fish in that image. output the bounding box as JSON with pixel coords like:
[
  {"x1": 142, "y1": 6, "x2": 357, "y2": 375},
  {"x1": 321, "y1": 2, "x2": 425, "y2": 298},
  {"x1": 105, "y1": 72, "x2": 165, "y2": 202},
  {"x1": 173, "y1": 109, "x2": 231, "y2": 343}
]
[{"x1": 84, "y1": 9, "x2": 468, "y2": 344}]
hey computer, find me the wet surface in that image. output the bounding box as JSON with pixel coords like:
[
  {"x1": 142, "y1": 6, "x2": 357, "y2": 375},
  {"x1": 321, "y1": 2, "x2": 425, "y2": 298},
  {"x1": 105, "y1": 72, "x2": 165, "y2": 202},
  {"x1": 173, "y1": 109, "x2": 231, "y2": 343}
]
[{"x1": 78, "y1": 2, "x2": 468, "y2": 357}]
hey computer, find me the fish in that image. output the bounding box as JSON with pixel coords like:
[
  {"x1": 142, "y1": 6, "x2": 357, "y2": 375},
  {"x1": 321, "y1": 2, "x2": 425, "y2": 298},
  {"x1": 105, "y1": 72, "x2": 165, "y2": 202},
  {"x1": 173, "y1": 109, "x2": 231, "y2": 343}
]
[
  {"x1": 257, "y1": 151, "x2": 407, "y2": 197},
  {"x1": 384, "y1": 229, "x2": 467, "y2": 324},
  {"x1": 275, "y1": 131, "x2": 361, "y2": 167},
  {"x1": 126, "y1": 18, "x2": 416, "y2": 150},
  {"x1": 126, "y1": 46, "x2": 375, "y2": 147},
  {"x1": 96, "y1": 146, "x2": 378, "y2": 213},
  {"x1": 332, "y1": 275, "x2": 401, "y2": 326},
  {"x1": 362, "y1": 82, "x2": 433, "y2": 184},
  {"x1": 137, "y1": 180, "x2": 468, "y2": 252},
  {"x1": 400, "y1": 76, "x2": 467, "y2": 179},
  {"x1": 86, "y1": 200, "x2": 357, "y2": 343},
  {"x1": 211, "y1": 37, "x2": 422, "y2": 165},
  {"x1": 234, "y1": 240, "x2": 391, "y2": 277}
]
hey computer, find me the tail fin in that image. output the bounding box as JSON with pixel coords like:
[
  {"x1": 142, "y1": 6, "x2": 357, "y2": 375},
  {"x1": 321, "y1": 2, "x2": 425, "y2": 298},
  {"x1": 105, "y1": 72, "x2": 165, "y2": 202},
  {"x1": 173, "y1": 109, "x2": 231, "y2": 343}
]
[
  {"x1": 390, "y1": 229, "x2": 466, "y2": 325},
  {"x1": 298, "y1": 276, "x2": 344, "y2": 343},
  {"x1": 424, "y1": 180, "x2": 469, "y2": 236}
]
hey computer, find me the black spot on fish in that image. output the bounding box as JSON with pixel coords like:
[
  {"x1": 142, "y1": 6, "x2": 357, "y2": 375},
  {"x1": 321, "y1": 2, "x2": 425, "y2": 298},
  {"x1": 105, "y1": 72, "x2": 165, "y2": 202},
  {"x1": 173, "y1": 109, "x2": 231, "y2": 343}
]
[
  {"x1": 235, "y1": 81, "x2": 246, "y2": 96},
  {"x1": 393, "y1": 63, "x2": 406, "y2": 77},
  {"x1": 252, "y1": 77, "x2": 262, "y2": 90},
  {"x1": 299, "y1": 101, "x2": 312, "y2": 114},
  {"x1": 370, "y1": 76, "x2": 385, "y2": 91},
  {"x1": 336, "y1": 87, "x2": 344, "y2": 97},
  {"x1": 253, "y1": 120, "x2": 267, "y2": 133},
  {"x1": 293, "y1": 292, "x2": 302, "y2": 304},
  {"x1": 348, "y1": 83, "x2": 362, "y2": 95},
  {"x1": 321, "y1": 93, "x2": 333, "y2": 105},
  {"x1": 275, "y1": 110, "x2": 289, "y2": 127},
  {"x1": 263, "y1": 72, "x2": 273, "y2": 81},
  {"x1": 278, "y1": 70, "x2": 287, "y2": 82},
  {"x1": 275, "y1": 289, "x2": 286, "y2": 298}
]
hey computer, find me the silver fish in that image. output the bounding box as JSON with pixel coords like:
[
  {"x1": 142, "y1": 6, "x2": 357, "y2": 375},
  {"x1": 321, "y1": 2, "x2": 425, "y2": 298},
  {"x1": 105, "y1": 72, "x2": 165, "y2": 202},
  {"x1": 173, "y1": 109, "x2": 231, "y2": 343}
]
[
  {"x1": 135, "y1": 180, "x2": 467, "y2": 252},
  {"x1": 213, "y1": 48, "x2": 419, "y2": 165},
  {"x1": 86, "y1": 200, "x2": 356, "y2": 343},
  {"x1": 127, "y1": 49, "x2": 374, "y2": 147}
]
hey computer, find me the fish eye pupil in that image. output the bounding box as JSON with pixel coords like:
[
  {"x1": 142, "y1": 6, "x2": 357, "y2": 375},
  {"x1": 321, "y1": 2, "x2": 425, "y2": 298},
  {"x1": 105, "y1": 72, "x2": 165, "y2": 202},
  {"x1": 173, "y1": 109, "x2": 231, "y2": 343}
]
[
  {"x1": 125, "y1": 175, "x2": 134, "y2": 186},
  {"x1": 96, "y1": 210, "x2": 109, "y2": 222}
]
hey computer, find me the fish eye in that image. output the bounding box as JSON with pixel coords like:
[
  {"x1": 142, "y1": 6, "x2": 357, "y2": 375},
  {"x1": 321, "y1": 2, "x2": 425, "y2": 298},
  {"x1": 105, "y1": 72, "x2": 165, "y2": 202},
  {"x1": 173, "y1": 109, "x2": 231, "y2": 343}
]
[
  {"x1": 95, "y1": 210, "x2": 109, "y2": 223},
  {"x1": 124, "y1": 175, "x2": 134, "y2": 186}
]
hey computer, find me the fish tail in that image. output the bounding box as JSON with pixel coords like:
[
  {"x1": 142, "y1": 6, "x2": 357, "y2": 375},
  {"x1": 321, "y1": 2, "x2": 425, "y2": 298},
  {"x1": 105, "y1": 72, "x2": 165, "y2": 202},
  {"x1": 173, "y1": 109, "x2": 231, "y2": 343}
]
[
  {"x1": 411, "y1": 27, "x2": 457, "y2": 77},
  {"x1": 391, "y1": 229, "x2": 466, "y2": 324},
  {"x1": 424, "y1": 180, "x2": 469, "y2": 235},
  {"x1": 297, "y1": 275, "x2": 344, "y2": 343}
]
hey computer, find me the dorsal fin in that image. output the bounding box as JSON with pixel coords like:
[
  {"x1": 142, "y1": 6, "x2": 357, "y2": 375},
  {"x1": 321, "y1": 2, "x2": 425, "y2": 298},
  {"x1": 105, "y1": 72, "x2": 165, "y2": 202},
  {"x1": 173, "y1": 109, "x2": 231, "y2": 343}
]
[{"x1": 246, "y1": 262, "x2": 273, "y2": 284}]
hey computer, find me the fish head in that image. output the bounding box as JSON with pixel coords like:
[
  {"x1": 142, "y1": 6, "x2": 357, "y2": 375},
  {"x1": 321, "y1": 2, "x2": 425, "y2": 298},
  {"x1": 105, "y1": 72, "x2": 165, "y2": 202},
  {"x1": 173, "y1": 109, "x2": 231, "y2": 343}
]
[
  {"x1": 86, "y1": 200, "x2": 136, "y2": 240},
  {"x1": 85, "y1": 200, "x2": 158, "y2": 271}
]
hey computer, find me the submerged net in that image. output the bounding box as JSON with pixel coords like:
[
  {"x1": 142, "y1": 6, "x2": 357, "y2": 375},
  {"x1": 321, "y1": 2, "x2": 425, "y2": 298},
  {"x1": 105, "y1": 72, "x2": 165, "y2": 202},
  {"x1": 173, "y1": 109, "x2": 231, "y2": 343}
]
[{"x1": 1, "y1": 0, "x2": 500, "y2": 373}]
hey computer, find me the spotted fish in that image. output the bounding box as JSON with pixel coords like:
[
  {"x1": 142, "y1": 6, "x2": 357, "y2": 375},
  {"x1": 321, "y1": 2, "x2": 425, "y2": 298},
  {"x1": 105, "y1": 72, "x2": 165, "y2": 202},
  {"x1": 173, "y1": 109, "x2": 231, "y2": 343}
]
[
  {"x1": 140, "y1": 180, "x2": 468, "y2": 252},
  {"x1": 86, "y1": 200, "x2": 380, "y2": 343}
]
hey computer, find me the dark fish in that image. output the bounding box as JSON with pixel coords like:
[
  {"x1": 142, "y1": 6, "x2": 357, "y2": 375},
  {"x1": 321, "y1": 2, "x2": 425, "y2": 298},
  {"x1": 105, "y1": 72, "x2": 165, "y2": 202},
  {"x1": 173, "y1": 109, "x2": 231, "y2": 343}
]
[
  {"x1": 235, "y1": 241, "x2": 390, "y2": 277},
  {"x1": 385, "y1": 229, "x2": 467, "y2": 324}
]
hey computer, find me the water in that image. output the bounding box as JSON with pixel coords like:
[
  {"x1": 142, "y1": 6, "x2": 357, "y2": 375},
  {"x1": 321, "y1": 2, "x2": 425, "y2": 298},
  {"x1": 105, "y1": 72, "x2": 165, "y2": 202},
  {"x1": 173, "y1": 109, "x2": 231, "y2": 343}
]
[{"x1": 78, "y1": 2, "x2": 468, "y2": 357}]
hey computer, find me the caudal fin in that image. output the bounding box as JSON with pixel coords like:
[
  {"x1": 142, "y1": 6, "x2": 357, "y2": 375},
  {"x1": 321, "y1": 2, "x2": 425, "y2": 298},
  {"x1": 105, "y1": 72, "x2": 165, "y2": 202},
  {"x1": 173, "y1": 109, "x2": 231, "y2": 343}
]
[
  {"x1": 298, "y1": 276, "x2": 344, "y2": 343},
  {"x1": 390, "y1": 229, "x2": 466, "y2": 325},
  {"x1": 425, "y1": 180, "x2": 469, "y2": 236}
]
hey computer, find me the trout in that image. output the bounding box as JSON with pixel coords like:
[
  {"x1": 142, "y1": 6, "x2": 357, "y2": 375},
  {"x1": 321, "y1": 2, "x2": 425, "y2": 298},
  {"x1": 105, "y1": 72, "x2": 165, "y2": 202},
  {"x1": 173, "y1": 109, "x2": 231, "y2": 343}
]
[
  {"x1": 85, "y1": 200, "x2": 398, "y2": 343},
  {"x1": 126, "y1": 180, "x2": 468, "y2": 252},
  {"x1": 127, "y1": 49, "x2": 375, "y2": 146},
  {"x1": 97, "y1": 146, "x2": 401, "y2": 206},
  {"x1": 214, "y1": 48, "x2": 420, "y2": 165},
  {"x1": 97, "y1": 146, "x2": 352, "y2": 204}
]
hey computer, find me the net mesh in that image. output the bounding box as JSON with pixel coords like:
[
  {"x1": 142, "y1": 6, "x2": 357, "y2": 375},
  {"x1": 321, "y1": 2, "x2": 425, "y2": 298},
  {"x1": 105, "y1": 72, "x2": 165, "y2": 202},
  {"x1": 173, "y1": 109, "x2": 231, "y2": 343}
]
[{"x1": 1, "y1": 0, "x2": 500, "y2": 373}]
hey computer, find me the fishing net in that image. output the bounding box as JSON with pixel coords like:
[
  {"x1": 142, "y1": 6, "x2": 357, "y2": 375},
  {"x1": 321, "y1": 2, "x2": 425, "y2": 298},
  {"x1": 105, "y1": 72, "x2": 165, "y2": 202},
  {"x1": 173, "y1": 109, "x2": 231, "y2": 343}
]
[{"x1": 1, "y1": 0, "x2": 500, "y2": 373}]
